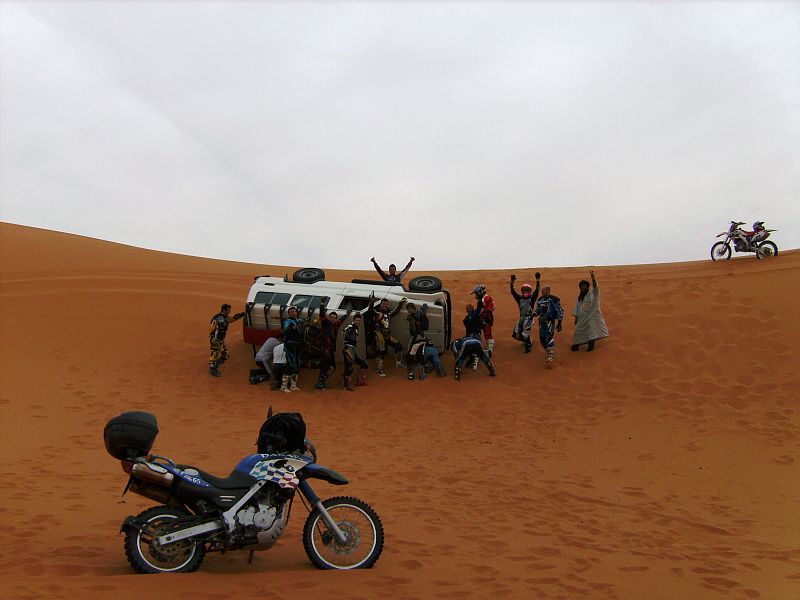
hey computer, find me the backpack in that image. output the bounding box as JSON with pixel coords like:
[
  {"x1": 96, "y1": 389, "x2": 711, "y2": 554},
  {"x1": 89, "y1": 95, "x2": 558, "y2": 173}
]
[{"x1": 256, "y1": 412, "x2": 306, "y2": 454}]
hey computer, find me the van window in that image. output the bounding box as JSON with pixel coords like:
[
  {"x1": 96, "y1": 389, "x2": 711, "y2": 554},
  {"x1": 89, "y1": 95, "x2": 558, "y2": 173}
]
[
  {"x1": 254, "y1": 291, "x2": 291, "y2": 305},
  {"x1": 337, "y1": 296, "x2": 372, "y2": 311},
  {"x1": 290, "y1": 295, "x2": 324, "y2": 310}
]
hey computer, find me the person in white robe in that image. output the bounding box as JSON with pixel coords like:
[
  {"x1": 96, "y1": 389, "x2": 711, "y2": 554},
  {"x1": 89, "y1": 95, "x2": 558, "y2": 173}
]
[{"x1": 571, "y1": 270, "x2": 608, "y2": 352}]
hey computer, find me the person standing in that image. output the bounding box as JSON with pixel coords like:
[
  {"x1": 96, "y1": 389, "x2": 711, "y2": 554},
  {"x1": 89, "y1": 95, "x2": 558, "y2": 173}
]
[
  {"x1": 533, "y1": 286, "x2": 564, "y2": 369},
  {"x1": 208, "y1": 304, "x2": 244, "y2": 377},
  {"x1": 370, "y1": 294, "x2": 407, "y2": 375},
  {"x1": 315, "y1": 299, "x2": 347, "y2": 390},
  {"x1": 510, "y1": 273, "x2": 541, "y2": 353},
  {"x1": 342, "y1": 313, "x2": 368, "y2": 391},
  {"x1": 571, "y1": 270, "x2": 608, "y2": 352},
  {"x1": 281, "y1": 305, "x2": 305, "y2": 391},
  {"x1": 370, "y1": 256, "x2": 415, "y2": 283},
  {"x1": 405, "y1": 302, "x2": 429, "y2": 380}
]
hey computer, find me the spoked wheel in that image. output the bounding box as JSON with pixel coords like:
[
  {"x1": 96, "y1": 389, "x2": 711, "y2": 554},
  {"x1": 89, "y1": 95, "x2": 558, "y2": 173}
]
[
  {"x1": 756, "y1": 241, "x2": 778, "y2": 259},
  {"x1": 124, "y1": 506, "x2": 206, "y2": 573},
  {"x1": 303, "y1": 496, "x2": 384, "y2": 569},
  {"x1": 710, "y1": 241, "x2": 731, "y2": 261}
]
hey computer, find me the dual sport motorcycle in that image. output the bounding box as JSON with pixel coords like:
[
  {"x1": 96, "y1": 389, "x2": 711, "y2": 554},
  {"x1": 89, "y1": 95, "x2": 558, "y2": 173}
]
[
  {"x1": 711, "y1": 221, "x2": 778, "y2": 261},
  {"x1": 104, "y1": 408, "x2": 384, "y2": 573}
]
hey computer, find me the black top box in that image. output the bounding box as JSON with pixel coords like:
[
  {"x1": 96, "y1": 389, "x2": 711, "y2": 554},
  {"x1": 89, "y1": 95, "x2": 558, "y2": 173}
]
[{"x1": 104, "y1": 411, "x2": 159, "y2": 460}]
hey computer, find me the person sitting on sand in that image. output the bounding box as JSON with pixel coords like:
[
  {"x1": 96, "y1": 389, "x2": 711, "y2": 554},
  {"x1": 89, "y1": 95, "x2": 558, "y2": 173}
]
[
  {"x1": 208, "y1": 303, "x2": 245, "y2": 377},
  {"x1": 571, "y1": 270, "x2": 608, "y2": 352},
  {"x1": 370, "y1": 256, "x2": 415, "y2": 283},
  {"x1": 510, "y1": 273, "x2": 541, "y2": 353},
  {"x1": 533, "y1": 286, "x2": 564, "y2": 369}
]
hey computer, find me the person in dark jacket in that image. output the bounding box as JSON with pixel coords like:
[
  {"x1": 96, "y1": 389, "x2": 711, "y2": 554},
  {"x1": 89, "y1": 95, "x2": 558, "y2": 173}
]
[
  {"x1": 342, "y1": 313, "x2": 368, "y2": 391},
  {"x1": 405, "y1": 302, "x2": 429, "y2": 380},
  {"x1": 208, "y1": 303, "x2": 244, "y2": 377},
  {"x1": 533, "y1": 286, "x2": 564, "y2": 369},
  {"x1": 370, "y1": 256, "x2": 415, "y2": 283},
  {"x1": 315, "y1": 298, "x2": 349, "y2": 390},
  {"x1": 370, "y1": 294, "x2": 407, "y2": 376},
  {"x1": 451, "y1": 335, "x2": 496, "y2": 381},
  {"x1": 281, "y1": 305, "x2": 305, "y2": 391}
]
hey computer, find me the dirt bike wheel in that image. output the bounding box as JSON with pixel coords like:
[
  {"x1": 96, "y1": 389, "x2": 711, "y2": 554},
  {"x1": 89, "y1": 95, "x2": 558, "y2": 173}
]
[
  {"x1": 710, "y1": 242, "x2": 731, "y2": 261},
  {"x1": 303, "y1": 496, "x2": 384, "y2": 570},
  {"x1": 124, "y1": 506, "x2": 206, "y2": 574},
  {"x1": 756, "y1": 241, "x2": 778, "y2": 259}
]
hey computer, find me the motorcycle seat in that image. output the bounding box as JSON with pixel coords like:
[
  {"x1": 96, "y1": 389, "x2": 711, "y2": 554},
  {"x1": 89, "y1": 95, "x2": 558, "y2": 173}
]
[{"x1": 178, "y1": 464, "x2": 255, "y2": 490}]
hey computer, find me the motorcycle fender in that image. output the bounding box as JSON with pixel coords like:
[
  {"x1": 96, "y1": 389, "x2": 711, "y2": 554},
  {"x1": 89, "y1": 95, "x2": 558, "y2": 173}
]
[
  {"x1": 300, "y1": 463, "x2": 349, "y2": 485},
  {"x1": 119, "y1": 514, "x2": 146, "y2": 534}
]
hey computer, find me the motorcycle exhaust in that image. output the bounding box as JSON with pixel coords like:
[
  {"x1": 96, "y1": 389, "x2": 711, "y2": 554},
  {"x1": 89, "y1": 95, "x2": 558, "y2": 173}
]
[{"x1": 132, "y1": 462, "x2": 175, "y2": 486}]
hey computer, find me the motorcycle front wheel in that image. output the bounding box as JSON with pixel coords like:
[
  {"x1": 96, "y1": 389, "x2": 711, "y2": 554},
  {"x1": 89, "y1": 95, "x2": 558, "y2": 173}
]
[
  {"x1": 710, "y1": 241, "x2": 731, "y2": 261},
  {"x1": 756, "y1": 241, "x2": 778, "y2": 259},
  {"x1": 124, "y1": 506, "x2": 206, "y2": 574},
  {"x1": 303, "y1": 496, "x2": 384, "y2": 569}
]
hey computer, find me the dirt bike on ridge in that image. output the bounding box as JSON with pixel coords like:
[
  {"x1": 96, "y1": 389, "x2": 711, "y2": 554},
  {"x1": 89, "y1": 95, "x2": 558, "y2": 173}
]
[
  {"x1": 103, "y1": 408, "x2": 383, "y2": 573},
  {"x1": 710, "y1": 221, "x2": 779, "y2": 261}
]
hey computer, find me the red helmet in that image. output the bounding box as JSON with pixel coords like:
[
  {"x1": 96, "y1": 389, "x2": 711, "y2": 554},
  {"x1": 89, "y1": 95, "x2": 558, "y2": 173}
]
[{"x1": 481, "y1": 295, "x2": 495, "y2": 312}]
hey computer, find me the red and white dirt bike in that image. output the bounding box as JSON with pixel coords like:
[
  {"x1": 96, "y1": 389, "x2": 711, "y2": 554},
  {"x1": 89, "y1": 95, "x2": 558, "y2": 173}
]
[{"x1": 711, "y1": 221, "x2": 779, "y2": 261}]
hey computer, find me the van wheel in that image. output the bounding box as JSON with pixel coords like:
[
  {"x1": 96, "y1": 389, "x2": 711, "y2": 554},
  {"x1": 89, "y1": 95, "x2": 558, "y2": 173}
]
[
  {"x1": 408, "y1": 276, "x2": 442, "y2": 293},
  {"x1": 292, "y1": 268, "x2": 325, "y2": 284}
]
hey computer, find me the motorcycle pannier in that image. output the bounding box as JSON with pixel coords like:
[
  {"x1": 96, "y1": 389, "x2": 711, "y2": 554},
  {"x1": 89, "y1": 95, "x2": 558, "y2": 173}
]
[
  {"x1": 104, "y1": 411, "x2": 159, "y2": 460},
  {"x1": 256, "y1": 412, "x2": 306, "y2": 455}
]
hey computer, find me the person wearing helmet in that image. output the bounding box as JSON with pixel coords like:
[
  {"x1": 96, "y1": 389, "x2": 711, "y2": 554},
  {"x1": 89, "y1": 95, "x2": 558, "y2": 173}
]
[
  {"x1": 571, "y1": 270, "x2": 608, "y2": 353},
  {"x1": 533, "y1": 285, "x2": 564, "y2": 368},
  {"x1": 370, "y1": 256, "x2": 415, "y2": 283},
  {"x1": 208, "y1": 303, "x2": 245, "y2": 377},
  {"x1": 471, "y1": 284, "x2": 496, "y2": 366},
  {"x1": 510, "y1": 273, "x2": 541, "y2": 353}
]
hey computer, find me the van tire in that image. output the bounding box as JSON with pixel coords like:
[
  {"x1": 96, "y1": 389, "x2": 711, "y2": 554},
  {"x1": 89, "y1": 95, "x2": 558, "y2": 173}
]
[
  {"x1": 408, "y1": 276, "x2": 442, "y2": 293},
  {"x1": 292, "y1": 268, "x2": 325, "y2": 284}
]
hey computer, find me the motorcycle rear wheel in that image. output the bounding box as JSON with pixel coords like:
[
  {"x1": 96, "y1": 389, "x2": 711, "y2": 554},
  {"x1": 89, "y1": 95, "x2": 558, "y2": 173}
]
[
  {"x1": 756, "y1": 241, "x2": 778, "y2": 259},
  {"x1": 303, "y1": 496, "x2": 384, "y2": 569},
  {"x1": 710, "y1": 241, "x2": 731, "y2": 261},
  {"x1": 124, "y1": 506, "x2": 206, "y2": 574}
]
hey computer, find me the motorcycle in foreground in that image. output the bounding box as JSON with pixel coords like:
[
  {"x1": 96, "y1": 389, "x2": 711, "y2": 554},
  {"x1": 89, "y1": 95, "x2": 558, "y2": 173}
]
[
  {"x1": 711, "y1": 221, "x2": 779, "y2": 261},
  {"x1": 104, "y1": 409, "x2": 383, "y2": 573}
]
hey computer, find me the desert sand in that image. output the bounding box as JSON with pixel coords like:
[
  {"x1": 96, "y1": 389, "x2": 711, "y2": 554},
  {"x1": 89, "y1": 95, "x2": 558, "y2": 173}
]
[{"x1": 1, "y1": 222, "x2": 798, "y2": 599}]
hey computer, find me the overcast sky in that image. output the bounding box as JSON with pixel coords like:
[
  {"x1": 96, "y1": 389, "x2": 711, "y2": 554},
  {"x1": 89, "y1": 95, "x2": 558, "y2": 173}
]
[{"x1": 1, "y1": 0, "x2": 798, "y2": 270}]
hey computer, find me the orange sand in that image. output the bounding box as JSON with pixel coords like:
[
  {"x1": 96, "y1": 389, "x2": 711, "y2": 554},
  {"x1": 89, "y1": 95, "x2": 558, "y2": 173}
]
[{"x1": 1, "y1": 223, "x2": 798, "y2": 599}]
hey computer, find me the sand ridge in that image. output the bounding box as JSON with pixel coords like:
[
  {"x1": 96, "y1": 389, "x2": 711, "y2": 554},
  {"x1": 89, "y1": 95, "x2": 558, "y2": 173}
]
[{"x1": 1, "y1": 223, "x2": 798, "y2": 599}]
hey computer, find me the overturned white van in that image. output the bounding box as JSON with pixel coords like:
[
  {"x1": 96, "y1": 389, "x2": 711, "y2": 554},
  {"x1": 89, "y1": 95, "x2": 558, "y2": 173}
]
[{"x1": 243, "y1": 268, "x2": 452, "y2": 357}]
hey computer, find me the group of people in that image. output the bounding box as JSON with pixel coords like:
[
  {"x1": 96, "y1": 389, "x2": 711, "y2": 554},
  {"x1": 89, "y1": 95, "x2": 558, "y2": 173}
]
[
  {"x1": 206, "y1": 256, "x2": 609, "y2": 388},
  {"x1": 242, "y1": 292, "x2": 445, "y2": 393}
]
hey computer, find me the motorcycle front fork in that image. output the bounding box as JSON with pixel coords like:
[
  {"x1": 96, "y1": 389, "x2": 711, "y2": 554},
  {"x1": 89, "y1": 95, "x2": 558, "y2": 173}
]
[{"x1": 298, "y1": 480, "x2": 348, "y2": 544}]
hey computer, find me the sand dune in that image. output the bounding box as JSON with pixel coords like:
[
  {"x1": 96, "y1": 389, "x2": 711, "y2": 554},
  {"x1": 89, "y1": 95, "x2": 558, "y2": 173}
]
[{"x1": 1, "y1": 222, "x2": 798, "y2": 599}]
